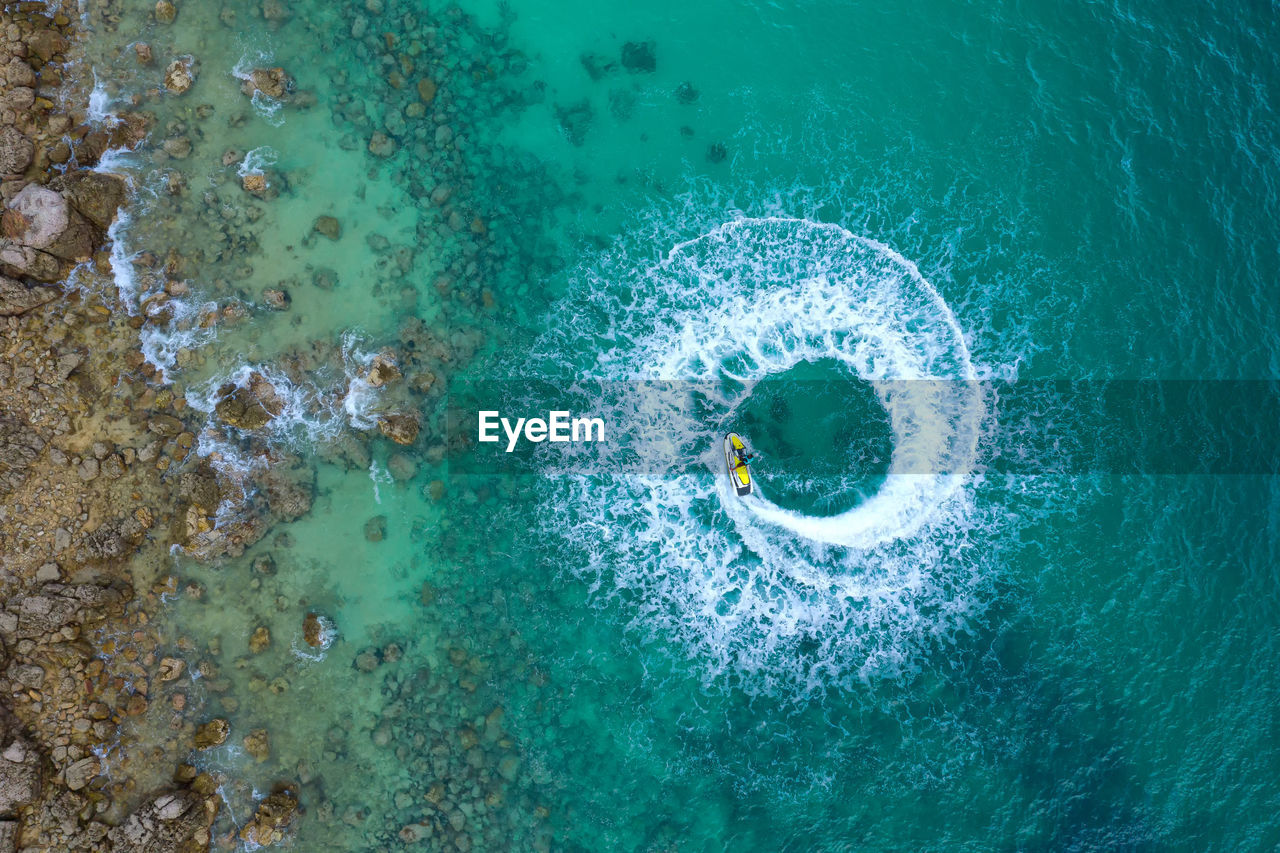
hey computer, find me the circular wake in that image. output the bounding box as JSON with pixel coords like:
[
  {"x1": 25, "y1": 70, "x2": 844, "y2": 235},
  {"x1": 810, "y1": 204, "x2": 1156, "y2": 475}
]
[{"x1": 536, "y1": 217, "x2": 994, "y2": 694}]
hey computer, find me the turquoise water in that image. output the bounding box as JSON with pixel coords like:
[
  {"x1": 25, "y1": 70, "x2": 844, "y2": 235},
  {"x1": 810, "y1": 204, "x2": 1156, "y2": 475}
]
[{"x1": 81, "y1": 0, "x2": 1280, "y2": 849}]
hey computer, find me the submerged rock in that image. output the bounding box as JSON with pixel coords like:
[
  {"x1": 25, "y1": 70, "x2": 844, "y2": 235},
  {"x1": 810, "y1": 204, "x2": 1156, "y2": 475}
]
[
  {"x1": 364, "y1": 515, "x2": 387, "y2": 542},
  {"x1": 368, "y1": 131, "x2": 397, "y2": 158},
  {"x1": 243, "y1": 729, "x2": 270, "y2": 762},
  {"x1": 154, "y1": 0, "x2": 176, "y2": 24},
  {"x1": 249, "y1": 626, "x2": 271, "y2": 654},
  {"x1": 313, "y1": 215, "x2": 341, "y2": 240},
  {"x1": 622, "y1": 40, "x2": 657, "y2": 73}
]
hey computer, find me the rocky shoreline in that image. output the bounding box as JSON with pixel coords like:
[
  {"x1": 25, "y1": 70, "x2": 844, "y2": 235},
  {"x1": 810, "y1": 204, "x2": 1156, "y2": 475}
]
[{"x1": 0, "y1": 3, "x2": 223, "y2": 850}]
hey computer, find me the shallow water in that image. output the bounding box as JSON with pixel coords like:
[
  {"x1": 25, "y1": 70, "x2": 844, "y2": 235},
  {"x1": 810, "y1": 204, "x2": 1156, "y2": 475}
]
[{"x1": 80, "y1": 0, "x2": 1280, "y2": 849}]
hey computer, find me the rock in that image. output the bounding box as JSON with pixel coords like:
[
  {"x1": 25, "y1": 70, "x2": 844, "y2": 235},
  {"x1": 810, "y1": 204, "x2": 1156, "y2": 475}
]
[
  {"x1": 108, "y1": 789, "x2": 213, "y2": 851},
  {"x1": 313, "y1": 215, "x2": 341, "y2": 240},
  {"x1": 241, "y1": 67, "x2": 294, "y2": 100},
  {"x1": 48, "y1": 171, "x2": 127, "y2": 231},
  {"x1": 155, "y1": 0, "x2": 177, "y2": 23},
  {"x1": 262, "y1": 0, "x2": 291, "y2": 21},
  {"x1": 26, "y1": 29, "x2": 67, "y2": 64},
  {"x1": 0, "y1": 128, "x2": 33, "y2": 175},
  {"x1": 416, "y1": 78, "x2": 437, "y2": 103},
  {"x1": 0, "y1": 276, "x2": 58, "y2": 316},
  {"x1": 0, "y1": 240, "x2": 60, "y2": 282},
  {"x1": 164, "y1": 57, "x2": 196, "y2": 95},
  {"x1": 3, "y1": 184, "x2": 94, "y2": 261},
  {"x1": 134, "y1": 42, "x2": 154, "y2": 64},
  {"x1": 262, "y1": 287, "x2": 290, "y2": 309},
  {"x1": 707, "y1": 142, "x2": 728, "y2": 163},
  {"x1": 675, "y1": 81, "x2": 699, "y2": 104},
  {"x1": 239, "y1": 788, "x2": 298, "y2": 846},
  {"x1": 158, "y1": 657, "x2": 185, "y2": 681},
  {"x1": 368, "y1": 131, "x2": 397, "y2": 158},
  {"x1": 377, "y1": 413, "x2": 419, "y2": 445},
  {"x1": 242, "y1": 729, "x2": 270, "y2": 762},
  {"x1": 249, "y1": 626, "x2": 271, "y2": 654},
  {"x1": 214, "y1": 372, "x2": 285, "y2": 430},
  {"x1": 365, "y1": 352, "x2": 401, "y2": 387},
  {"x1": 353, "y1": 649, "x2": 379, "y2": 672},
  {"x1": 622, "y1": 40, "x2": 657, "y2": 73},
  {"x1": 363, "y1": 515, "x2": 387, "y2": 542},
  {"x1": 399, "y1": 822, "x2": 431, "y2": 843},
  {"x1": 0, "y1": 714, "x2": 40, "y2": 816},
  {"x1": 303, "y1": 612, "x2": 334, "y2": 648},
  {"x1": 193, "y1": 718, "x2": 229, "y2": 749},
  {"x1": 241, "y1": 173, "x2": 267, "y2": 195},
  {"x1": 387, "y1": 452, "x2": 417, "y2": 482},
  {"x1": 65, "y1": 756, "x2": 100, "y2": 791},
  {"x1": 497, "y1": 754, "x2": 520, "y2": 782},
  {"x1": 148, "y1": 414, "x2": 185, "y2": 436},
  {"x1": 162, "y1": 136, "x2": 192, "y2": 159}
]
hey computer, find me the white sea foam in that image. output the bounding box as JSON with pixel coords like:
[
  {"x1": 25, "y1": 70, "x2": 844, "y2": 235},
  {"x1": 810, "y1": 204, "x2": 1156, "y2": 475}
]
[
  {"x1": 537, "y1": 216, "x2": 1000, "y2": 695},
  {"x1": 86, "y1": 70, "x2": 117, "y2": 124},
  {"x1": 237, "y1": 146, "x2": 278, "y2": 178}
]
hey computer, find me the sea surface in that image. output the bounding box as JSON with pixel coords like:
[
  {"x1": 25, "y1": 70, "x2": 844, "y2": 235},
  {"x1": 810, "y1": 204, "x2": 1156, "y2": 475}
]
[{"x1": 77, "y1": 0, "x2": 1280, "y2": 849}]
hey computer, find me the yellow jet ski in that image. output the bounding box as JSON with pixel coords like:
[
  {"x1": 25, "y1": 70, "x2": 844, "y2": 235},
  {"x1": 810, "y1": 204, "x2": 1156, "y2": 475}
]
[{"x1": 724, "y1": 432, "x2": 753, "y2": 496}]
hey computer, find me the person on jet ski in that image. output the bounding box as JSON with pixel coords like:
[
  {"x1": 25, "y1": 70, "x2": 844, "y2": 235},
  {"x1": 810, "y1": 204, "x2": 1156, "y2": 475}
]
[{"x1": 736, "y1": 445, "x2": 757, "y2": 466}]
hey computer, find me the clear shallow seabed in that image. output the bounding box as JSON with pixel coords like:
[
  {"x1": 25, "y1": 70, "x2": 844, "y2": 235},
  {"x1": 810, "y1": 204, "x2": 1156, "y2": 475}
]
[{"x1": 78, "y1": 0, "x2": 1280, "y2": 849}]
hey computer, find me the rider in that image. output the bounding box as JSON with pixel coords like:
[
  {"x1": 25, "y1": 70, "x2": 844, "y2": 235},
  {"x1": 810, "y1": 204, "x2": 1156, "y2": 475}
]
[{"x1": 736, "y1": 445, "x2": 757, "y2": 466}]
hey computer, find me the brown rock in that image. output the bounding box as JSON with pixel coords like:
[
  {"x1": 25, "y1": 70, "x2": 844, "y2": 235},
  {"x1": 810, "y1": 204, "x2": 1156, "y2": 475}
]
[
  {"x1": 214, "y1": 372, "x2": 285, "y2": 429},
  {"x1": 48, "y1": 171, "x2": 128, "y2": 231},
  {"x1": 155, "y1": 0, "x2": 177, "y2": 23},
  {"x1": 378, "y1": 413, "x2": 419, "y2": 445},
  {"x1": 368, "y1": 131, "x2": 397, "y2": 158},
  {"x1": 363, "y1": 515, "x2": 387, "y2": 542},
  {"x1": 313, "y1": 215, "x2": 341, "y2": 240},
  {"x1": 162, "y1": 136, "x2": 192, "y2": 159},
  {"x1": 0, "y1": 241, "x2": 60, "y2": 282},
  {"x1": 241, "y1": 67, "x2": 294, "y2": 99},
  {"x1": 261, "y1": 287, "x2": 290, "y2": 309},
  {"x1": 65, "y1": 756, "x2": 100, "y2": 791},
  {"x1": 302, "y1": 612, "x2": 331, "y2": 648},
  {"x1": 0, "y1": 127, "x2": 33, "y2": 175},
  {"x1": 239, "y1": 788, "x2": 298, "y2": 846},
  {"x1": 241, "y1": 172, "x2": 267, "y2": 194},
  {"x1": 193, "y1": 718, "x2": 229, "y2": 748},
  {"x1": 248, "y1": 626, "x2": 271, "y2": 654},
  {"x1": 158, "y1": 657, "x2": 185, "y2": 681},
  {"x1": 134, "y1": 42, "x2": 154, "y2": 65},
  {"x1": 0, "y1": 276, "x2": 58, "y2": 316},
  {"x1": 416, "y1": 78, "x2": 437, "y2": 103},
  {"x1": 164, "y1": 57, "x2": 196, "y2": 94},
  {"x1": 242, "y1": 729, "x2": 270, "y2": 762},
  {"x1": 365, "y1": 352, "x2": 401, "y2": 387}
]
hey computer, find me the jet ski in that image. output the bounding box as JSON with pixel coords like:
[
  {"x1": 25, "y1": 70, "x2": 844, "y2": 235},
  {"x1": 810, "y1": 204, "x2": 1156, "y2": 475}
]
[{"x1": 724, "y1": 432, "x2": 753, "y2": 496}]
